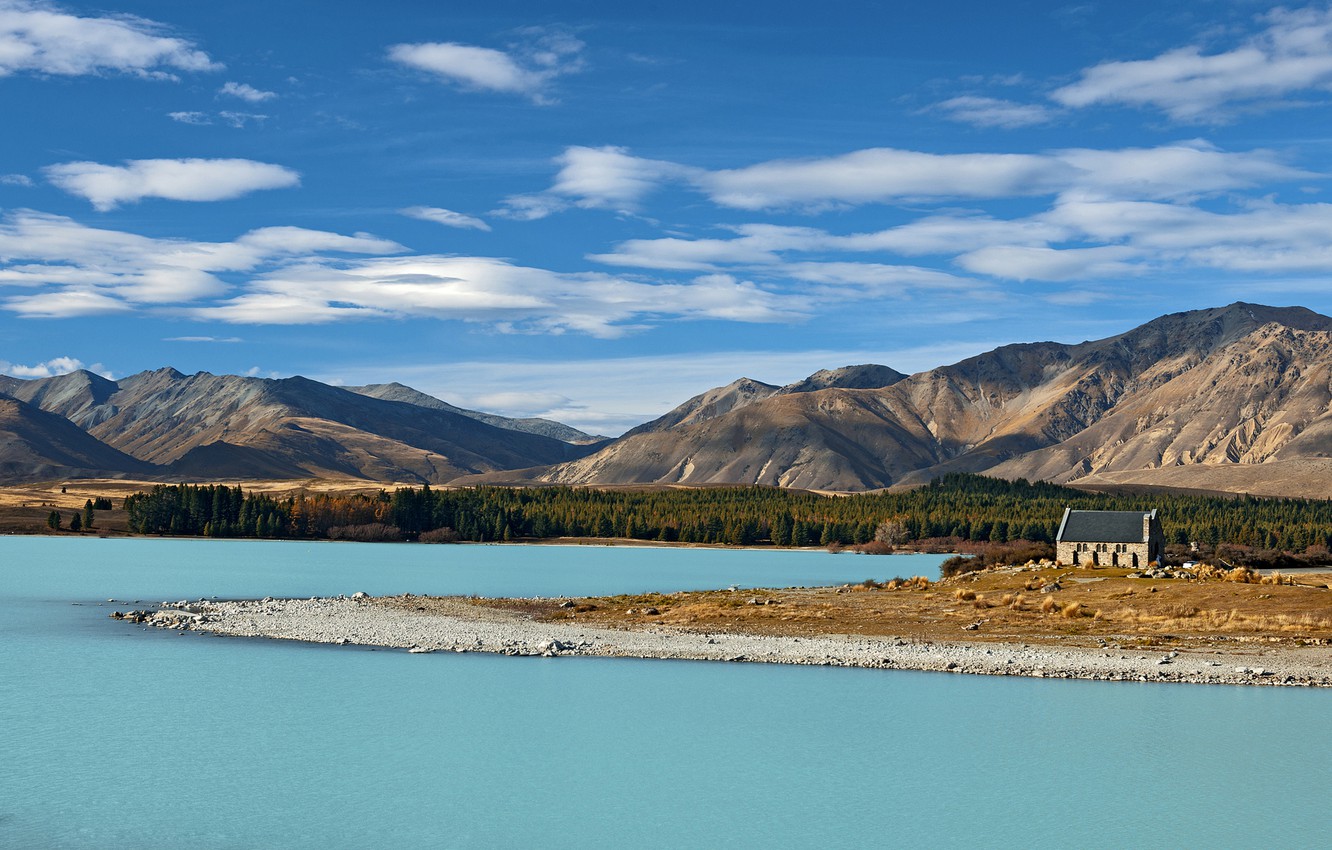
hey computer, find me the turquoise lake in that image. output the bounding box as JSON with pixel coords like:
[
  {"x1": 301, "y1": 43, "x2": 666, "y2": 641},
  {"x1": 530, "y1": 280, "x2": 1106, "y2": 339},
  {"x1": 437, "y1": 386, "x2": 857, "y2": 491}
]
[{"x1": 2, "y1": 537, "x2": 1326, "y2": 849}]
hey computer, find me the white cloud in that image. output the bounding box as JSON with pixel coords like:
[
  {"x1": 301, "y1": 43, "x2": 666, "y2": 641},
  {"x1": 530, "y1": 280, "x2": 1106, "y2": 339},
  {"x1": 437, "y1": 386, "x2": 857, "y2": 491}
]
[
  {"x1": 701, "y1": 148, "x2": 1062, "y2": 209},
  {"x1": 590, "y1": 234, "x2": 785, "y2": 270},
  {"x1": 0, "y1": 210, "x2": 809, "y2": 334},
  {"x1": 388, "y1": 31, "x2": 583, "y2": 103},
  {"x1": 169, "y1": 110, "x2": 266, "y2": 128},
  {"x1": 1, "y1": 172, "x2": 32, "y2": 186},
  {"x1": 0, "y1": 0, "x2": 219, "y2": 78},
  {"x1": 218, "y1": 111, "x2": 266, "y2": 128},
  {"x1": 219, "y1": 81, "x2": 275, "y2": 102},
  {"x1": 6, "y1": 289, "x2": 134, "y2": 318},
  {"x1": 0, "y1": 355, "x2": 104, "y2": 378},
  {"x1": 1051, "y1": 142, "x2": 1307, "y2": 200},
  {"x1": 493, "y1": 194, "x2": 569, "y2": 221},
  {"x1": 1053, "y1": 6, "x2": 1332, "y2": 121},
  {"x1": 44, "y1": 158, "x2": 300, "y2": 210},
  {"x1": 167, "y1": 110, "x2": 210, "y2": 125},
  {"x1": 499, "y1": 146, "x2": 693, "y2": 218},
  {"x1": 957, "y1": 245, "x2": 1142, "y2": 282},
  {"x1": 401, "y1": 205, "x2": 491, "y2": 231},
  {"x1": 187, "y1": 257, "x2": 806, "y2": 335},
  {"x1": 935, "y1": 95, "x2": 1055, "y2": 128},
  {"x1": 518, "y1": 141, "x2": 1307, "y2": 214},
  {"x1": 0, "y1": 210, "x2": 403, "y2": 315},
  {"x1": 164, "y1": 336, "x2": 242, "y2": 343},
  {"x1": 548, "y1": 146, "x2": 694, "y2": 210}
]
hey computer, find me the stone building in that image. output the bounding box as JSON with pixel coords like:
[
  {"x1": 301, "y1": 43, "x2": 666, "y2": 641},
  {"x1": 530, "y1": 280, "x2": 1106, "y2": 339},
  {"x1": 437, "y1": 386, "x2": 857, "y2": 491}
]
[{"x1": 1055, "y1": 508, "x2": 1164, "y2": 568}]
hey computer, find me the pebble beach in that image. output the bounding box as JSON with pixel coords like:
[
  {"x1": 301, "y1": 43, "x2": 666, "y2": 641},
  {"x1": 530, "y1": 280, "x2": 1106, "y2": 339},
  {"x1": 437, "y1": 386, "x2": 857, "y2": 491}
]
[{"x1": 114, "y1": 594, "x2": 1332, "y2": 688}]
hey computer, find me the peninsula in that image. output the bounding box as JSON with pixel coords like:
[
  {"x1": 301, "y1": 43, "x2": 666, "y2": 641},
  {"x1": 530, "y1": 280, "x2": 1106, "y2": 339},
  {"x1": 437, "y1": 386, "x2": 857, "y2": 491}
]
[{"x1": 119, "y1": 562, "x2": 1332, "y2": 688}]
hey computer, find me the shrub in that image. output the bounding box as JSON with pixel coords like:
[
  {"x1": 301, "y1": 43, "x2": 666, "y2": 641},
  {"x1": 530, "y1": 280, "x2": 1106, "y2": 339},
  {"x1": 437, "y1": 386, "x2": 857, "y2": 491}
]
[
  {"x1": 941, "y1": 555, "x2": 980, "y2": 577},
  {"x1": 419, "y1": 527, "x2": 460, "y2": 543},
  {"x1": 954, "y1": 588, "x2": 977, "y2": 602},
  {"x1": 327, "y1": 523, "x2": 403, "y2": 542},
  {"x1": 1040, "y1": 596, "x2": 1058, "y2": 614}
]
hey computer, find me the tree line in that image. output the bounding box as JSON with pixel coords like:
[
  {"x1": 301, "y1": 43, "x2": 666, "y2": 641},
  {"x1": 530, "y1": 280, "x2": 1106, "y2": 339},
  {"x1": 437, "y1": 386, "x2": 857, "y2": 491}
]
[{"x1": 117, "y1": 474, "x2": 1332, "y2": 552}]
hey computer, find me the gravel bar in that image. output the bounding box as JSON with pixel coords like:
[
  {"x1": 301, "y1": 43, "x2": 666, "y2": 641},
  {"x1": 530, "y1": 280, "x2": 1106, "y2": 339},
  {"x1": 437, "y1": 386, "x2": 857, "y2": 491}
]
[{"x1": 118, "y1": 595, "x2": 1332, "y2": 688}]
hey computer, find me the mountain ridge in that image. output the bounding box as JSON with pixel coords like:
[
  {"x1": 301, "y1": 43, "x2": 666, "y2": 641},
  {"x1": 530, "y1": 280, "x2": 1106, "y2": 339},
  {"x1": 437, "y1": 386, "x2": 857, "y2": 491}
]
[
  {"x1": 467, "y1": 302, "x2": 1332, "y2": 498},
  {"x1": 4, "y1": 302, "x2": 1331, "y2": 498}
]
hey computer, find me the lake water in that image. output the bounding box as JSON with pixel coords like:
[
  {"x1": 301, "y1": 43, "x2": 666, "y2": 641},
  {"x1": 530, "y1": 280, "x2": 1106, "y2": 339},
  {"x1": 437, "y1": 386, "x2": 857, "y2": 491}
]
[{"x1": 2, "y1": 537, "x2": 1326, "y2": 849}]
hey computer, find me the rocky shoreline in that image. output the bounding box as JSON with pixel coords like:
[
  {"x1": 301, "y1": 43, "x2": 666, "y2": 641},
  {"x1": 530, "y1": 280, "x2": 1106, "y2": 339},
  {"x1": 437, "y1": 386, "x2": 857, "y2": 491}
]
[{"x1": 113, "y1": 594, "x2": 1332, "y2": 688}]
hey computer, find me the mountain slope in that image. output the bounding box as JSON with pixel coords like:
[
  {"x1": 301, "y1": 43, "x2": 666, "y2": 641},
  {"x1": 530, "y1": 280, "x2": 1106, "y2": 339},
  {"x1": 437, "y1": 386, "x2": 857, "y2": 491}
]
[
  {"x1": 3, "y1": 369, "x2": 601, "y2": 484},
  {"x1": 0, "y1": 395, "x2": 155, "y2": 482},
  {"x1": 520, "y1": 303, "x2": 1332, "y2": 495},
  {"x1": 621, "y1": 377, "x2": 781, "y2": 438}
]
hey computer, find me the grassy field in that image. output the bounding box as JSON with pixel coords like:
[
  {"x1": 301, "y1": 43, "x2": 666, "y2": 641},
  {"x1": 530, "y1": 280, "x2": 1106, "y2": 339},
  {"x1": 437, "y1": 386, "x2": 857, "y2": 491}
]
[{"x1": 495, "y1": 564, "x2": 1332, "y2": 650}]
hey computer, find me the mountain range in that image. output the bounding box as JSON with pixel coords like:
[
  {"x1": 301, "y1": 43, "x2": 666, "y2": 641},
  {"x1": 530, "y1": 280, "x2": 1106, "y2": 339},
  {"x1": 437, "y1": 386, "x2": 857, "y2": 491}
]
[{"x1": 3, "y1": 302, "x2": 1331, "y2": 498}]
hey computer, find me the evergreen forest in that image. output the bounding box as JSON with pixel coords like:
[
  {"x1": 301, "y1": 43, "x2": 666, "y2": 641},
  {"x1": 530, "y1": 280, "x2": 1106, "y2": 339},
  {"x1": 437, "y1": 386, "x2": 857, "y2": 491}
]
[{"x1": 120, "y1": 474, "x2": 1332, "y2": 553}]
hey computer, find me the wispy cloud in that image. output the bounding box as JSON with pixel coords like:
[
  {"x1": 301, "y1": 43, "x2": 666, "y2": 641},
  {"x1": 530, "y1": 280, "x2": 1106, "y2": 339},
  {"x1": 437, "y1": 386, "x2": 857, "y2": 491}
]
[
  {"x1": 934, "y1": 95, "x2": 1055, "y2": 128},
  {"x1": 164, "y1": 335, "x2": 242, "y2": 343},
  {"x1": 170, "y1": 110, "x2": 267, "y2": 128},
  {"x1": 0, "y1": 173, "x2": 33, "y2": 186},
  {"x1": 44, "y1": 158, "x2": 300, "y2": 210},
  {"x1": 0, "y1": 210, "x2": 403, "y2": 315},
  {"x1": 498, "y1": 146, "x2": 698, "y2": 218},
  {"x1": 1053, "y1": 6, "x2": 1332, "y2": 121},
  {"x1": 168, "y1": 110, "x2": 211, "y2": 125},
  {"x1": 0, "y1": 210, "x2": 808, "y2": 334},
  {"x1": 187, "y1": 259, "x2": 806, "y2": 335},
  {"x1": 400, "y1": 205, "x2": 491, "y2": 231},
  {"x1": 388, "y1": 29, "x2": 584, "y2": 103},
  {"x1": 218, "y1": 111, "x2": 267, "y2": 128},
  {"x1": 517, "y1": 141, "x2": 1309, "y2": 214},
  {"x1": 0, "y1": 0, "x2": 219, "y2": 79},
  {"x1": 219, "y1": 81, "x2": 276, "y2": 102}
]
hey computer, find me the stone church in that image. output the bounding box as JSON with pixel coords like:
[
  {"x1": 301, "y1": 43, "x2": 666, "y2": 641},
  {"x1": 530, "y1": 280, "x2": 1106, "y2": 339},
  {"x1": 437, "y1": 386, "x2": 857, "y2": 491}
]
[{"x1": 1055, "y1": 508, "x2": 1165, "y2": 568}]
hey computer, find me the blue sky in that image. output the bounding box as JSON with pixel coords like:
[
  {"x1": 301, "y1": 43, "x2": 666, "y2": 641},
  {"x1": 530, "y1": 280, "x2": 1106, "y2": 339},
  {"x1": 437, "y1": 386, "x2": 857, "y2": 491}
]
[{"x1": 4, "y1": 0, "x2": 1332, "y2": 434}]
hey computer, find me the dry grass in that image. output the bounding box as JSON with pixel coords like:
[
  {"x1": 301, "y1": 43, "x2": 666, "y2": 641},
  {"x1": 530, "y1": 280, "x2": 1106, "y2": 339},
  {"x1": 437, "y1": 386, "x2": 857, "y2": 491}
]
[{"x1": 481, "y1": 564, "x2": 1332, "y2": 650}]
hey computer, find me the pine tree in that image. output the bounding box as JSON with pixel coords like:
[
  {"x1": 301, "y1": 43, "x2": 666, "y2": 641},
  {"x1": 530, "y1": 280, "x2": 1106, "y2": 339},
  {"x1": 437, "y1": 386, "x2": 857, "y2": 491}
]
[
  {"x1": 69, "y1": 513, "x2": 83, "y2": 532},
  {"x1": 47, "y1": 510, "x2": 61, "y2": 530}
]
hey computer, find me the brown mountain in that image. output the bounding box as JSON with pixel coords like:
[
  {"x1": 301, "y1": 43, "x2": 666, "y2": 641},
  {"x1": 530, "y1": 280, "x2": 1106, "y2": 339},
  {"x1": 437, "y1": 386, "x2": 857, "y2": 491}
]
[
  {"x1": 0, "y1": 394, "x2": 154, "y2": 481},
  {"x1": 0, "y1": 369, "x2": 600, "y2": 483},
  {"x1": 499, "y1": 303, "x2": 1332, "y2": 497}
]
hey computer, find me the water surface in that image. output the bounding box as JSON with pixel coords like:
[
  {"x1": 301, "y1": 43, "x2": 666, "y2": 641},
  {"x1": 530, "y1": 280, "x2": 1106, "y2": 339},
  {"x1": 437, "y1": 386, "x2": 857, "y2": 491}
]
[{"x1": 2, "y1": 537, "x2": 1325, "y2": 848}]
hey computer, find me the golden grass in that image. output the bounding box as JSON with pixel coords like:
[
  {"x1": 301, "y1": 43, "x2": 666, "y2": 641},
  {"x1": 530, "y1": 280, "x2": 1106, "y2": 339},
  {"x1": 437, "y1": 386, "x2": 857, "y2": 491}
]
[
  {"x1": 505, "y1": 565, "x2": 1332, "y2": 648},
  {"x1": 1107, "y1": 605, "x2": 1332, "y2": 634}
]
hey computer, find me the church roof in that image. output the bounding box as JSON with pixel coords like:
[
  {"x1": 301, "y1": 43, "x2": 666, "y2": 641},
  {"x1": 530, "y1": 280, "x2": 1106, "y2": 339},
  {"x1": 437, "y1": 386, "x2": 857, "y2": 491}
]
[{"x1": 1056, "y1": 509, "x2": 1155, "y2": 544}]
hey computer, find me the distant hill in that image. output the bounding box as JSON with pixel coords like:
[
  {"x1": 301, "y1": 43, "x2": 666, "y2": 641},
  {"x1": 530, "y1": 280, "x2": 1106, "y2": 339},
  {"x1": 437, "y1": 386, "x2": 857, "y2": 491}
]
[
  {"x1": 0, "y1": 370, "x2": 602, "y2": 484},
  {"x1": 0, "y1": 395, "x2": 154, "y2": 481},
  {"x1": 344, "y1": 382, "x2": 607, "y2": 444}
]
